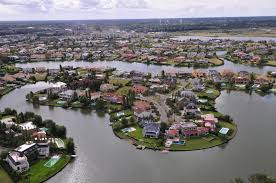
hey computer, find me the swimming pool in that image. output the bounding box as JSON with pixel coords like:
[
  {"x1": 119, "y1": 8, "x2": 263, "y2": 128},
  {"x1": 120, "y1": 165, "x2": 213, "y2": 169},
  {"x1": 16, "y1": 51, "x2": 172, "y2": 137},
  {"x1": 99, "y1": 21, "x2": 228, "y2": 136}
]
[
  {"x1": 173, "y1": 141, "x2": 185, "y2": 145},
  {"x1": 44, "y1": 155, "x2": 61, "y2": 167}
]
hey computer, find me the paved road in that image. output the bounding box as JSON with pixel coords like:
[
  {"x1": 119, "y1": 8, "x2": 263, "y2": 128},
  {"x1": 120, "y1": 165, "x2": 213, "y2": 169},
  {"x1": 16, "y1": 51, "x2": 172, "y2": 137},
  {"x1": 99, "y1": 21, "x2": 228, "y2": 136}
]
[{"x1": 137, "y1": 81, "x2": 189, "y2": 123}]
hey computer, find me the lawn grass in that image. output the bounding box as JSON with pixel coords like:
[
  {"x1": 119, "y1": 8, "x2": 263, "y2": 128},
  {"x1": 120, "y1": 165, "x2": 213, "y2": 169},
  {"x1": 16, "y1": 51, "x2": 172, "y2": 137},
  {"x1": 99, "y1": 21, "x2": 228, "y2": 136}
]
[
  {"x1": 196, "y1": 88, "x2": 220, "y2": 99},
  {"x1": 218, "y1": 121, "x2": 238, "y2": 139},
  {"x1": 34, "y1": 73, "x2": 47, "y2": 81},
  {"x1": 0, "y1": 87, "x2": 14, "y2": 96},
  {"x1": 208, "y1": 58, "x2": 224, "y2": 66},
  {"x1": 0, "y1": 167, "x2": 13, "y2": 183},
  {"x1": 115, "y1": 86, "x2": 131, "y2": 96},
  {"x1": 170, "y1": 135, "x2": 224, "y2": 151},
  {"x1": 266, "y1": 60, "x2": 276, "y2": 67},
  {"x1": 125, "y1": 124, "x2": 163, "y2": 149},
  {"x1": 21, "y1": 155, "x2": 71, "y2": 183},
  {"x1": 202, "y1": 110, "x2": 224, "y2": 118},
  {"x1": 109, "y1": 78, "x2": 130, "y2": 86}
]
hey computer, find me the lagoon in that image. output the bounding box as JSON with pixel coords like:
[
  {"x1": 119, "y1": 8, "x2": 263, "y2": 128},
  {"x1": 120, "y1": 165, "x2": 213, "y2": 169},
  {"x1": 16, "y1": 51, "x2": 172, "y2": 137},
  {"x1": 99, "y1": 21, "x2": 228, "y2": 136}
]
[{"x1": 0, "y1": 82, "x2": 276, "y2": 183}]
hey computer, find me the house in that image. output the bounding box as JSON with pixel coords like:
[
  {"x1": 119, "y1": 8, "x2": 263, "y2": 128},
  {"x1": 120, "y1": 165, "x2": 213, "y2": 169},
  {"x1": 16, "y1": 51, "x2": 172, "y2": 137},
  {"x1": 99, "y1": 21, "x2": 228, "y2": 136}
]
[
  {"x1": 254, "y1": 76, "x2": 270, "y2": 85},
  {"x1": 200, "y1": 114, "x2": 218, "y2": 130},
  {"x1": 192, "y1": 70, "x2": 206, "y2": 78},
  {"x1": 197, "y1": 127, "x2": 209, "y2": 136},
  {"x1": 1, "y1": 117, "x2": 16, "y2": 129},
  {"x1": 102, "y1": 93, "x2": 123, "y2": 104},
  {"x1": 19, "y1": 121, "x2": 37, "y2": 133},
  {"x1": 131, "y1": 84, "x2": 147, "y2": 94},
  {"x1": 47, "y1": 82, "x2": 67, "y2": 94},
  {"x1": 35, "y1": 67, "x2": 46, "y2": 73},
  {"x1": 143, "y1": 123, "x2": 160, "y2": 138},
  {"x1": 181, "y1": 122, "x2": 198, "y2": 137},
  {"x1": 22, "y1": 68, "x2": 33, "y2": 74},
  {"x1": 100, "y1": 83, "x2": 116, "y2": 92},
  {"x1": 5, "y1": 151, "x2": 29, "y2": 172},
  {"x1": 165, "y1": 129, "x2": 179, "y2": 139},
  {"x1": 6, "y1": 141, "x2": 50, "y2": 172},
  {"x1": 59, "y1": 90, "x2": 75, "y2": 101},
  {"x1": 233, "y1": 76, "x2": 250, "y2": 85},
  {"x1": 134, "y1": 111, "x2": 152, "y2": 121},
  {"x1": 48, "y1": 69, "x2": 60, "y2": 76},
  {"x1": 183, "y1": 102, "x2": 201, "y2": 117},
  {"x1": 132, "y1": 100, "x2": 151, "y2": 114},
  {"x1": 149, "y1": 84, "x2": 168, "y2": 93}
]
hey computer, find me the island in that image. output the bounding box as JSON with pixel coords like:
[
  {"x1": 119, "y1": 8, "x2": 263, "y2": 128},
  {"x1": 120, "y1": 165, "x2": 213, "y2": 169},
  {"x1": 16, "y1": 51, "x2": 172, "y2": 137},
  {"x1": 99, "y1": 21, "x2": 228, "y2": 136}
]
[{"x1": 0, "y1": 108, "x2": 75, "y2": 183}]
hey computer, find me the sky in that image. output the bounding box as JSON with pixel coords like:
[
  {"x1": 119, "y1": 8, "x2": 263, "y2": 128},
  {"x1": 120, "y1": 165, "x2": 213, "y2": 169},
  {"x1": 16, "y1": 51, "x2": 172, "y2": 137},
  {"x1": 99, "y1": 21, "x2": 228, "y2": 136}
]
[{"x1": 0, "y1": 0, "x2": 275, "y2": 20}]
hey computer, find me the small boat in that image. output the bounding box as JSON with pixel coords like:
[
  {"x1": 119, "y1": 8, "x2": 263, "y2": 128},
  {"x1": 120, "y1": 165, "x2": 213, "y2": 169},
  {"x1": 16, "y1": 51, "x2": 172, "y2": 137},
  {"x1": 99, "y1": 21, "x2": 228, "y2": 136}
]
[
  {"x1": 108, "y1": 122, "x2": 113, "y2": 126},
  {"x1": 71, "y1": 155, "x2": 78, "y2": 158},
  {"x1": 161, "y1": 149, "x2": 169, "y2": 154},
  {"x1": 136, "y1": 145, "x2": 146, "y2": 150}
]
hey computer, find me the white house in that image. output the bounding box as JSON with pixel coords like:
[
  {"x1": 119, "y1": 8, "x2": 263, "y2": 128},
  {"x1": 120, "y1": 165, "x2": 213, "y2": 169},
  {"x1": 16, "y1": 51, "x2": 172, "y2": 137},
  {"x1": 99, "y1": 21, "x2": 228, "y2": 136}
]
[{"x1": 6, "y1": 151, "x2": 29, "y2": 173}]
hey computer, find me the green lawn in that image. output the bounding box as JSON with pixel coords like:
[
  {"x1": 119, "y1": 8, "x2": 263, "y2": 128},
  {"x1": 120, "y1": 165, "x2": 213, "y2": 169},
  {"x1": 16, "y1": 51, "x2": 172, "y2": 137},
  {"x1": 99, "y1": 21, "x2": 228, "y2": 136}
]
[
  {"x1": 196, "y1": 88, "x2": 220, "y2": 99},
  {"x1": 115, "y1": 86, "x2": 131, "y2": 96},
  {"x1": 170, "y1": 135, "x2": 224, "y2": 151},
  {"x1": 34, "y1": 73, "x2": 47, "y2": 81},
  {"x1": 208, "y1": 58, "x2": 224, "y2": 65},
  {"x1": 21, "y1": 155, "x2": 71, "y2": 183},
  {"x1": 0, "y1": 167, "x2": 13, "y2": 183},
  {"x1": 125, "y1": 125, "x2": 163, "y2": 149},
  {"x1": 218, "y1": 121, "x2": 238, "y2": 139},
  {"x1": 109, "y1": 78, "x2": 130, "y2": 86},
  {"x1": 0, "y1": 87, "x2": 14, "y2": 96},
  {"x1": 202, "y1": 110, "x2": 223, "y2": 118},
  {"x1": 266, "y1": 60, "x2": 276, "y2": 67}
]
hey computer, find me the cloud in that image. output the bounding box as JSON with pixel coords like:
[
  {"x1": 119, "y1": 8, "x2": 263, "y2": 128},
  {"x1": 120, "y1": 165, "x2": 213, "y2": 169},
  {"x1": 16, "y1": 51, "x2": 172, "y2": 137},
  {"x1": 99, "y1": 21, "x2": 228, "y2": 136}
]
[{"x1": 0, "y1": 0, "x2": 274, "y2": 20}]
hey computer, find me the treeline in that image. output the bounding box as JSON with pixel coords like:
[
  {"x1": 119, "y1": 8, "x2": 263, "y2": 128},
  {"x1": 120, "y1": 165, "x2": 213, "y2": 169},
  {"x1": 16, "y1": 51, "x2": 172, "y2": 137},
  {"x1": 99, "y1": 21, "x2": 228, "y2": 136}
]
[{"x1": 0, "y1": 108, "x2": 68, "y2": 148}]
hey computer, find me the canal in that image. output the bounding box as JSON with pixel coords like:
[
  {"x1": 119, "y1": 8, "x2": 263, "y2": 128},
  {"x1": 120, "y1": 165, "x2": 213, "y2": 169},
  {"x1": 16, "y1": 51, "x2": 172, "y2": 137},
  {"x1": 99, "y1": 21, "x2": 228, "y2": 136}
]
[{"x1": 2, "y1": 59, "x2": 276, "y2": 182}]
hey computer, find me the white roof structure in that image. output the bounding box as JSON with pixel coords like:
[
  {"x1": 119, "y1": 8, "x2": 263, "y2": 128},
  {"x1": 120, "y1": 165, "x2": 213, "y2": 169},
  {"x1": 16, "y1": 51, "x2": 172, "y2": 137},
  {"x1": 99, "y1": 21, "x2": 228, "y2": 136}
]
[
  {"x1": 15, "y1": 143, "x2": 36, "y2": 153},
  {"x1": 19, "y1": 121, "x2": 37, "y2": 130}
]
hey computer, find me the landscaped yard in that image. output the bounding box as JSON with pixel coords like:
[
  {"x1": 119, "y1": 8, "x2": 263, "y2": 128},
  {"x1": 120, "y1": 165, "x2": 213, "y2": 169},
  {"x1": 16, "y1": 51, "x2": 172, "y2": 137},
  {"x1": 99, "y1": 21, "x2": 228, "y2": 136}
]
[
  {"x1": 0, "y1": 167, "x2": 13, "y2": 183},
  {"x1": 218, "y1": 121, "x2": 238, "y2": 139},
  {"x1": 124, "y1": 125, "x2": 163, "y2": 149},
  {"x1": 170, "y1": 135, "x2": 224, "y2": 151},
  {"x1": 20, "y1": 155, "x2": 71, "y2": 183},
  {"x1": 196, "y1": 88, "x2": 220, "y2": 99},
  {"x1": 34, "y1": 73, "x2": 47, "y2": 81},
  {"x1": 266, "y1": 60, "x2": 276, "y2": 67},
  {"x1": 109, "y1": 78, "x2": 130, "y2": 86},
  {"x1": 115, "y1": 86, "x2": 131, "y2": 95},
  {"x1": 208, "y1": 58, "x2": 224, "y2": 65},
  {"x1": 0, "y1": 87, "x2": 14, "y2": 97}
]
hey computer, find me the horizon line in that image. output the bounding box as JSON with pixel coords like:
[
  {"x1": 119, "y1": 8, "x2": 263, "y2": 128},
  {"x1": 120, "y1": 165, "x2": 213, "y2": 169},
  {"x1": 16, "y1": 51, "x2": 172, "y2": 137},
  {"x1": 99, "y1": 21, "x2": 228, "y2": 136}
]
[{"x1": 0, "y1": 15, "x2": 276, "y2": 22}]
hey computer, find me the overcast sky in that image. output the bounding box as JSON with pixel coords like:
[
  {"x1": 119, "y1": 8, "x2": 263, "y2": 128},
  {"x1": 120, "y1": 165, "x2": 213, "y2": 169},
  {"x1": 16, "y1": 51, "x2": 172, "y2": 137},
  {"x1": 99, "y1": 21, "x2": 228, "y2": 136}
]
[{"x1": 0, "y1": 0, "x2": 275, "y2": 20}]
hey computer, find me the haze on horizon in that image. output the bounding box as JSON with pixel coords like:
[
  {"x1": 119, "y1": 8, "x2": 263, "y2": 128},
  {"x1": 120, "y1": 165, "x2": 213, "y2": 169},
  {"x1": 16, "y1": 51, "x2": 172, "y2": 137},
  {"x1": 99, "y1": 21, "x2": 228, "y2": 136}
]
[{"x1": 0, "y1": 0, "x2": 275, "y2": 21}]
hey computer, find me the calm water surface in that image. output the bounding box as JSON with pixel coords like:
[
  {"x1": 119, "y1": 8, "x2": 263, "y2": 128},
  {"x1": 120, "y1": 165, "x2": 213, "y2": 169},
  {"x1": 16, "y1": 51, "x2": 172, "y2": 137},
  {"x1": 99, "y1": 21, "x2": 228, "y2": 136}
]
[
  {"x1": 0, "y1": 82, "x2": 276, "y2": 183},
  {"x1": 172, "y1": 35, "x2": 276, "y2": 42},
  {"x1": 16, "y1": 59, "x2": 276, "y2": 75}
]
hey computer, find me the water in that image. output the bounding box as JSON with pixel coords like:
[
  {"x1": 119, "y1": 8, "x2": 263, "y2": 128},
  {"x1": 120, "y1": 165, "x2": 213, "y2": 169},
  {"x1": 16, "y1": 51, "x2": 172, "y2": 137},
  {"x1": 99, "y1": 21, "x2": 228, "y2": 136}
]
[
  {"x1": 1, "y1": 82, "x2": 276, "y2": 183},
  {"x1": 172, "y1": 35, "x2": 276, "y2": 42},
  {"x1": 16, "y1": 59, "x2": 276, "y2": 75}
]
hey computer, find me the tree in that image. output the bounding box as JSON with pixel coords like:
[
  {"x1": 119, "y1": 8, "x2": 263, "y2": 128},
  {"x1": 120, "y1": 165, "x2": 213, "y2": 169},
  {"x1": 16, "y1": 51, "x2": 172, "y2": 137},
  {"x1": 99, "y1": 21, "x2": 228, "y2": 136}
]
[
  {"x1": 32, "y1": 96, "x2": 39, "y2": 104},
  {"x1": 160, "y1": 122, "x2": 168, "y2": 133},
  {"x1": 79, "y1": 96, "x2": 90, "y2": 106},
  {"x1": 66, "y1": 138, "x2": 75, "y2": 155},
  {"x1": 161, "y1": 70, "x2": 165, "y2": 78},
  {"x1": 121, "y1": 117, "x2": 128, "y2": 127},
  {"x1": 248, "y1": 173, "x2": 274, "y2": 183},
  {"x1": 33, "y1": 115, "x2": 43, "y2": 127},
  {"x1": 259, "y1": 84, "x2": 271, "y2": 93}
]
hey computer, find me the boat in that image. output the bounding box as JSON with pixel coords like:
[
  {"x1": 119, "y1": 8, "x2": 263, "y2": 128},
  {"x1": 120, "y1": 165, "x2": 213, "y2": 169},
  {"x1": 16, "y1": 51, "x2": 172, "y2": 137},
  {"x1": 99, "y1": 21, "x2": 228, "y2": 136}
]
[
  {"x1": 71, "y1": 154, "x2": 78, "y2": 158},
  {"x1": 161, "y1": 148, "x2": 170, "y2": 154},
  {"x1": 108, "y1": 122, "x2": 113, "y2": 126},
  {"x1": 136, "y1": 145, "x2": 146, "y2": 150}
]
